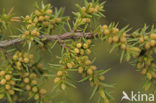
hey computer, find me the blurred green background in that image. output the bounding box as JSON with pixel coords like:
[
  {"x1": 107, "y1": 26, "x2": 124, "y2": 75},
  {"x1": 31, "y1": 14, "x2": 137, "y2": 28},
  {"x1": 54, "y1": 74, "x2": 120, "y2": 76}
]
[{"x1": 1, "y1": 0, "x2": 156, "y2": 103}]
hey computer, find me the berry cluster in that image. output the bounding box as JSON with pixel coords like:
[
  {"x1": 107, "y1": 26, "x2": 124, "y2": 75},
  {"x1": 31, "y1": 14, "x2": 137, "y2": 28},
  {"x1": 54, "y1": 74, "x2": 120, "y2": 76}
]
[
  {"x1": 21, "y1": 72, "x2": 47, "y2": 101},
  {"x1": 12, "y1": 51, "x2": 44, "y2": 74},
  {"x1": 20, "y1": 3, "x2": 68, "y2": 46},
  {"x1": 53, "y1": 39, "x2": 111, "y2": 102},
  {"x1": 134, "y1": 33, "x2": 156, "y2": 82},
  {"x1": 0, "y1": 70, "x2": 17, "y2": 100},
  {"x1": 73, "y1": 1, "x2": 104, "y2": 30}
]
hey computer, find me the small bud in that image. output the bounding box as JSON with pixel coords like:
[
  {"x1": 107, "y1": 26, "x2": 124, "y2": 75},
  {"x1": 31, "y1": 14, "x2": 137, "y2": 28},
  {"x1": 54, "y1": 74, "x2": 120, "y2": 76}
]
[
  {"x1": 67, "y1": 63, "x2": 73, "y2": 69},
  {"x1": 61, "y1": 84, "x2": 66, "y2": 90},
  {"x1": 35, "y1": 10, "x2": 41, "y2": 16},
  {"x1": 76, "y1": 43, "x2": 82, "y2": 48},
  {"x1": 24, "y1": 78, "x2": 30, "y2": 83},
  {"x1": 40, "y1": 89, "x2": 47, "y2": 94},
  {"x1": 74, "y1": 48, "x2": 80, "y2": 54},
  {"x1": 0, "y1": 79, "x2": 6, "y2": 85},
  {"x1": 87, "y1": 69, "x2": 93, "y2": 75},
  {"x1": 54, "y1": 77, "x2": 60, "y2": 83},
  {"x1": 9, "y1": 90, "x2": 15, "y2": 95},
  {"x1": 24, "y1": 57, "x2": 29, "y2": 63},
  {"x1": 99, "y1": 75, "x2": 105, "y2": 81},
  {"x1": 83, "y1": 43, "x2": 88, "y2": 49},
  {"x1": 5, "y1": 85, "x2": 11, "y2": 90},
  {"x1": 32, "y1": 87, "x2": 38, "y2": 93},
  {"x1": 150, "y1": 34, "x2": 156, "y2": 40},
  {"x1": 78, "y1": 67, "x2": 83, "y2": 74},
  {"x1": 5, "y1": 75, "x2": 11, "y2": 81},
  {"x1": 26, "y1": 85, "x2": 31, "y2": 91},
  {"x1": 112, "y1": 36, "x2": 119, "y2": 42},
  {"x1": 57, "y1": 71, "x2": 63, "y2": 76},
  {"x1": 102, "y1": 25, "x2": 108, "y2": 30}
]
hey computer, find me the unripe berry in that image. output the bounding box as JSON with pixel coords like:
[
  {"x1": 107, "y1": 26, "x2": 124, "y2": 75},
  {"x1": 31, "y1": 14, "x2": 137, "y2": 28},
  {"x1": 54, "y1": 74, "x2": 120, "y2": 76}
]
[
  {"x1": 87, "y1": 40, "x2": 92, "y2": 45},
  {"x1": 150, "y1": 34, "x2": 156, "y2": 40},
  {"x1": 131, "y1": 47, "x2": 141, "y2": 52},
  {"x1": 26, "y1": 85, "x2": 31, "y2": 91},
  {"x1": 145, "y1": 59, "x2": 151, "y2": 66},
  {"x1": 99, "y1": 75, "x2": 105, "y2": 81},
  {"x1": 61, "y1": 83, "x2": 66, "y2": 90},
  {"x1": 32, "y1": 80, "x2": 37, "y2": 85},
  {"x1": 141, "y1": 69, "x2": 147, "y2": 75},
  {"x1": 93, "y1": 8, "x2": 98, "y2": 13},
  {"x1": 76, "y1": 43, "x2": 82, "y2": 48},
  {"x1": 0, "y1": 71, "x2": 5, "y2": 76},
  {"x1": 24, "y1": 57, "x2": 29, "y2": 63},
  {"x1": 10, "y1": 80, "x2": 15, "y2": 85},
  {"x1": 90, "y1": 66, "x2": 97, "y2": 70},
  {"x1": 82, "y1": 18, "x2": 87, "y2": 24},
  {"x1": 150, "y1": 40, "x2": 155, "y2": 47},
  {"x1": 85, "y1": 60, "x2": 91, "y2": 65},
  {"x1": 78, "y1": 67, "x2": 83, "y2": 74},
  {"x1": 120, "y1": 44, "x2": 127, "y2": 50},
  {"x1": 46, "y1": 9, "x2": 53, "y2": 14},
  {"x1": 39, "y1": 16, "x2": 44, "y2": 21},
  {"x1": 139, "y1": 37, "x2": 144, "y2": 44},
  {"x1": 34, "y1": 94, "x2": 39, "y2": 100},
  {"x1": 74, "y1": 48, "x2": 79, "y2": 54},
  {"x1": 57, "y1": 71, "x2": 63, "y2": 76},
  {"x1": 86, "y1": 49, "x2": 91, "y2": 54},
  {"x1": 152, "y1": 72, "x2": 156, "y2": 79},
  {"x1": 87, "y1": 69, "x2": 93, "y2": 75},
  {"x1": 0, "y1": 79, "x2": 6, "y2": 85},
  {"x1": 30, "y1": 73, "x2": 37, "y2": 78},
  {"x1": 5, "y1": 75, "x2": 11, "y2": 81},
  {"x1": 112, "y1": 36, "x2": 119, "y2": 42},
  {"x1": 24, "y1": 78, "x2": 30, "y2": 83},
  {"x1": 120, "y1": 37, "x2": 126, "y2": 43},
  {"x1": 146, "y1": 73, "x2": 152, "y2": 80},
  {"x1": 107, "y1": 37, "x2": 113, "y2": 43},
  {"x1": 145, "y1": 42, "x2": 151, "y2": 50},
  {"x1": 54, "y1": 77, "x2": 60, "y2": 83},
  {"x1": 32, "y1": 86, "x2": 38, "y2": 93},
  {"x1": 86, "y1": 18, "x2": 91, "y2": 23},
  {"x1": 9, "y1": 90, "x2": 15, "y2": 95},
  {"x1": 144, "y1": 36, "x2": 148, "y2": 40},
  {"x1": 33, "y1": 17, "x2": 38, "y2": 23},
  {"x1": 13, "y1": 55, "x2": 18, "y2": 61},
  {"x1": 104, "y1": 29, "x2": 110, "y2": 35},
  {"x1": 88, "y1": 7, "x2": 94, "y2": 13},
  {"x1": 80, "y1": 49, "x2": 84, "y2": 55},
  {"x1": 25, "y1": 15, "x2": 30, "y2": 20},
  {"x1": 102, "y1": 25, "x2": 108, "y2": 30},
  {"x1": 137, "y1": 63, "x2": 143, "y2": 69},
  {"x1": 5, "y1": 85, "x2": 11, "y2": 90},
  {"x1": 83, "y1": 43, "x2": 88, "y2": 49},
  {"x1": 81, "y1": 7, "x2": 86, "y2": 12},
  {"x1": 35, "y1": 10, "x2": 41, "y2": 16},
  {"x1": 17, "y1": 62, "x2": 21, "y2": 67},
  {"x1": 45, "y1": 15, "x2": 50, "y2": 20},
  {"x1": 112, "y1": 28, "x2": 119, "y2": 33},
  {"x1": 67, "y1": 63, "x2": 73, "y2": 69}
]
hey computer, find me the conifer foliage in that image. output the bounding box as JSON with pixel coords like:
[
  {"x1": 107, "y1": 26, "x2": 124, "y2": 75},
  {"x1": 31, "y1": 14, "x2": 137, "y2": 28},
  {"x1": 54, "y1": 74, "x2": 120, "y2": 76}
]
[{"x1": 0, "y1": 0, "x2": 155, "y2": 103}]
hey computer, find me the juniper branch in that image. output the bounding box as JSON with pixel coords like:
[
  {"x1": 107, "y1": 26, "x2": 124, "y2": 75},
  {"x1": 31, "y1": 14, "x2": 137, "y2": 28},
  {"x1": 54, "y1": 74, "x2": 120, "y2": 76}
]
[{"x1": 0, "y1": 32, "x2": 92, "y2": 48}]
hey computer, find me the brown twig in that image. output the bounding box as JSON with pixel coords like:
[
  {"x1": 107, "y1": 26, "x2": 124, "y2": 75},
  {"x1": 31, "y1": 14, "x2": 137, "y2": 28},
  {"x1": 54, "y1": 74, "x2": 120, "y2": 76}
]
[{"x1": 0, "y1": 32, "x2": 93, "y2": 48}]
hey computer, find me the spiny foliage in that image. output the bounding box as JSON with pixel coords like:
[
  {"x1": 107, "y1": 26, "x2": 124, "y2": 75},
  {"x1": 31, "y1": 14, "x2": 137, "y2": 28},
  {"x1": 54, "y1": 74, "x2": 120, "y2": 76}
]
[{"x1": 0, "y1": 0, "x2": 155, "y2": 103}]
